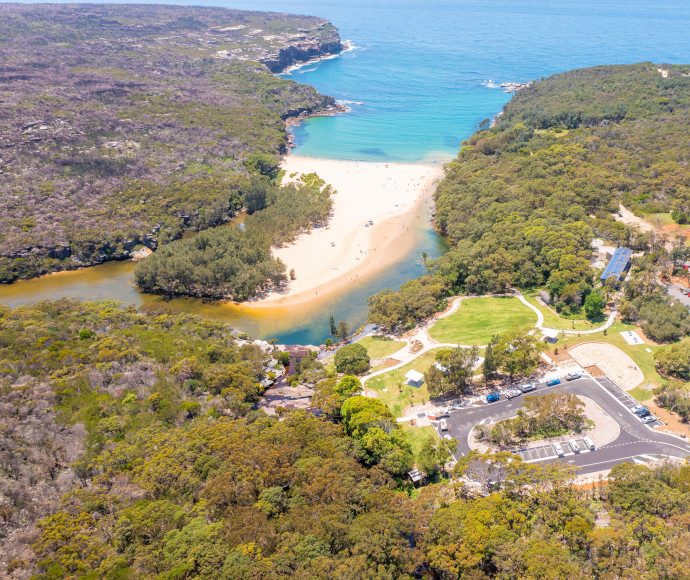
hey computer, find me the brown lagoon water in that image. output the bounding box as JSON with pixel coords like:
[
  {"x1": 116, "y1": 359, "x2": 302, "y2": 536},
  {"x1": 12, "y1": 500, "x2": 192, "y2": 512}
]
[{"x1": 0, "y1": 203, "x2": 448, "y2": 345}]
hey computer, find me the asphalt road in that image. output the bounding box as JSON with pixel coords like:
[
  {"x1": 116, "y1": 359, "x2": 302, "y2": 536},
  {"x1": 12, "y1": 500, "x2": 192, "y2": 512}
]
[{"x1": 440, "y1": 376, "x2": 690, "y2": 476}]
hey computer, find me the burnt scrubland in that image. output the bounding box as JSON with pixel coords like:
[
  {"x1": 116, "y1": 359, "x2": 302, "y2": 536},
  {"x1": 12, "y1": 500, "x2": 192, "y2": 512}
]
[
  {"x1": 0, "y1": 4, "x2": 342, "y2": 283},
  {"x1": 1, "y1": 299, "x2": 690, "y2": 579}
]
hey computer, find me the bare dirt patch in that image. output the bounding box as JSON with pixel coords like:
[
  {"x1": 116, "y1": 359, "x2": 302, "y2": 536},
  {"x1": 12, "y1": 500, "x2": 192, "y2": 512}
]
[
  {"x1": 584, "y1": 365, "x2": 605, "y2": 377},
  {"x1": 568, "y1": 342, "x2": 644, "y2": 390},
  {"x1": 645, "y1": 398, "x2": 690, "y2": 439}
]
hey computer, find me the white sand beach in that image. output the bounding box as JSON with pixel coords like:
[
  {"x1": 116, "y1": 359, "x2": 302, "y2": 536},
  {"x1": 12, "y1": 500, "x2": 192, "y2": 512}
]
[{"x1": 250, "y1": 156, "x2": 443, "y2": 307}]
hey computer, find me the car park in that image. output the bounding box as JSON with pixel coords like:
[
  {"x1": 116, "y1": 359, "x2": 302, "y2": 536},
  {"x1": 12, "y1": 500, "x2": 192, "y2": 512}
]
[
  {"x1": 545, "y1": 378, "x2": 561, "y2": 386},
  {"x1": 565, "y1": 371, "x2": 581, "y2": 381},
  {"x1": 583, "y1": 437, "x2": 595, "y2": 451},
  {"x1": 568, "y1": 439, "x2": 580, "y2": 453},
  {"x1": 486, "y1": 392, "x2": 500, "y2": 403},
  {"x1": 521, "y1": 383, "x2": 537, "y2": 393},
  {"x1": 642, "y1": 415, "x2": 657, "y2": 424},
  {"x1": 554, "y1": 442, "x2": 565, "y2": 457}
]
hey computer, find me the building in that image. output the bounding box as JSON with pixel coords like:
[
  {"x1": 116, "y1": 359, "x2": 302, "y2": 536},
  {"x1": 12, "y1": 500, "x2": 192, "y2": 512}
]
[
  {"x1": 600, "y1": 247, "x2": 633, "y2": 283},
  {"x1": 405, "y1": 370, "x2": 425, "y2": 387}
]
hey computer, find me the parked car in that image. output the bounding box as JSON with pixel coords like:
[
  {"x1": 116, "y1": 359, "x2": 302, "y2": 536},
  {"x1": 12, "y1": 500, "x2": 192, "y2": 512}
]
[
  {"x1": 505, "y1": 388, "x2": 522, "y2": 399},
  {"x1": 568, "y1": 439, "x2": 580, "y2": 453},
  {"x1": 638, "y1": 410, "x2": 652, "y2": 419},
  {"x1": 546, "y1": 378, "x2": 561, "y2": 386},
  {"x1": 565, "y1": 371, "x2": 581, "y2": 381},
  {"x1": 631, "y1": 404, "x2": 646, "y2": 414},
  {"x1": 440, "y1": 419, "x2": 448, "y2": 431},
  {"x1": 486, "y1": 392, "x2": 500, "y2": 403},
  {"x1": 583, "y1": 436, "x2": 595, "y2": 451},
  {"x1": 443, "y1": 434, "x2": 454, "y2": 440},
  {"x1": 521, "y1": 383, "x2": 537, "y2": 393},
  {"x1": 642, "y1": 415, "x2": 657, "y2": 424},
  {"x1": 553, "y1": 442, "x2": 565, "y2": 457}
]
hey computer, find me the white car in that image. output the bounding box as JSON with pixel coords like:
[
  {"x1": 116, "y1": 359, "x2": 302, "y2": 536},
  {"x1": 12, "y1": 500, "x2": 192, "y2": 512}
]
[
  {"x1": 631, "y1": 404, "x2": 646, "y2": 414},
  {"x1": 568, "y1": 439, "x2": 580, "y2": 453},
  {"x1": 521, "y1": 383, "x2": 537, "y2": 393},
  {"x1": 505, "y1": 388, "x2": 522, "y2": 399},
  {"x1": 440, "y1": 419, "x2": 448, "y2": 431},
  {"x1": 583, "y1": 436, "x2": 595, "y2": 451},
  {"x1": 554, "y1": 442, "x2": 565, "y2": 457},
  {"x1": 642, "y1": 415, "x2": 657, "y2": 424},
  {"x1": 566, "y1": 371, "x2": 581, "y2": 381}
]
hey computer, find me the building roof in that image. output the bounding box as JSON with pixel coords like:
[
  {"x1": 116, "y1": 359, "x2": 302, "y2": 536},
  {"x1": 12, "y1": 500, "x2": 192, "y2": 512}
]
[
  {"x1": 405, "y1": 370, "x2": 424, "y2": 383},
  {"x1": 600, "y1": 247, "x2": 633, "y2": 282}
]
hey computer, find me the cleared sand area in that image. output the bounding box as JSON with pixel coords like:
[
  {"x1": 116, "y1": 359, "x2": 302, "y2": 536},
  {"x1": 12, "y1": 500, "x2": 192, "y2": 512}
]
[
  {"x1": 568, "y1": 342, "x2": 644, "y2": 390},
  {"x1": 251, "y1": 156, "x2": 443, "y2": 307}
]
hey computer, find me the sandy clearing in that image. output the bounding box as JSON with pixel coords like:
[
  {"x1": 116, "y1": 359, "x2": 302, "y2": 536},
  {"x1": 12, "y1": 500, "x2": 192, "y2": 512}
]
[
  {"x1": 250, "y1": 156, "x2": 443, "y2": 307},
  {"x1": 568, "y1": 342, "x2": 644, "y2": 390}
]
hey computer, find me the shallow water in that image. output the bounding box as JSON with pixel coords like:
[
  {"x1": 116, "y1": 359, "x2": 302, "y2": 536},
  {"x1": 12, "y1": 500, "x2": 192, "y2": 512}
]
[{"x1": 5, "y1": 0, "x2": 690, "y2": 343}]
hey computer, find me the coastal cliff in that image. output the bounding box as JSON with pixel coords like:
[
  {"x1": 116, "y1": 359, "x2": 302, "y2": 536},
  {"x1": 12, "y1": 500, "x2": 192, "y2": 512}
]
[{"x1": 0, "y1": 4, "x2": 344, "y2": 282}]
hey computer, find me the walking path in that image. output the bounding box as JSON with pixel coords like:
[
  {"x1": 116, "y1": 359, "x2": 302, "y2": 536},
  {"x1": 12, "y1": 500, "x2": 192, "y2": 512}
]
[{"x1": 361, "y1": 290, "x2": 620, "y2": 387}]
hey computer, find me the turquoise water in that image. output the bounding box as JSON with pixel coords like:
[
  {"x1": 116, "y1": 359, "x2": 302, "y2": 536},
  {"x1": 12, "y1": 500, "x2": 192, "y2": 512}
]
[
  {"x1": 7, "y1": 0, "x2": 690, "y2": 343},
  {"x1": 228, "y1": 0, "x2": 690, "y2": 162}
]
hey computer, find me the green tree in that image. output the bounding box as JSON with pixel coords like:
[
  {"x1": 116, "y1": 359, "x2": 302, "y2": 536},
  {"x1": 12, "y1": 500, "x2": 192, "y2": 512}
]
[
  {"x1": 334, "y1": 343, "x2": 370, "y2": 375},
  {"x1": 583, "y1": 291, "x2": 605, "y2": 320},
  {"x1": 329, "y1": 315, "x2": 337, "y2": 338},
  {"x1": 494, "y1": 328, "x2": 544, "y2": 381},
  {"x1": 482, "y1": 335, "x2": 498, "y2": 384},
  {"x1": 336, "y1": 320, "x2": 349, "y2": 342}
]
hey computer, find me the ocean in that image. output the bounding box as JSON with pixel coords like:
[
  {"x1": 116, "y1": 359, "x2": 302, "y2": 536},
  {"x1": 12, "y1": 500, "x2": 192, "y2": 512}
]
[{"x1": 228, "y1": 0, "x2": 690, "y2": 162}]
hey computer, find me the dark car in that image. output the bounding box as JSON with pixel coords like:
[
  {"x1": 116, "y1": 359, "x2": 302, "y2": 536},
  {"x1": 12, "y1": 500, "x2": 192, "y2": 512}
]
[
  {"x1": 634, "y1": 406, "x2": 650, "y2": 416},
  {"x1": 486, "y1": 392, "x2": 500, "y2": 403},
  {"x1": 638, "y1": 409, "x2": 652, "y2": 418},
  {"x1": 545, "y1": 378, "x2": 561, "y2": 386}
]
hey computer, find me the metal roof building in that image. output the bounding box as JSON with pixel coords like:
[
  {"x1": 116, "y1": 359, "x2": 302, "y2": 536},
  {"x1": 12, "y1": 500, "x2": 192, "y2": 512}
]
[{"x1": 600, "y1": 247, "x2": 633, "y2": 282}]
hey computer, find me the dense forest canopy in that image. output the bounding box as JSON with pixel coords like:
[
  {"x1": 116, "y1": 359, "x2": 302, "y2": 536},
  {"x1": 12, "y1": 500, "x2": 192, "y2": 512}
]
[
  {"x1": 1, "y1": 299, "x2": 689, "y2": 579},
  {"x1": 133, "y1": 173, "x2": 333, "y2": 300},
  {"x1": 368, "y1": 62, "x2": 690, "y2": 330},
  {"x1": 0, "y1": 4, "x2": 342, "y2": 282}
]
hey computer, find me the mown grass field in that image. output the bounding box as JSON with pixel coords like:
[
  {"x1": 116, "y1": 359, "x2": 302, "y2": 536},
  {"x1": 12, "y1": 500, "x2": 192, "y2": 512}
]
[
  {"x1": 357, "y1": 335, "x2": 405, "y2": 359},
  {"x1": 366, "y1": 348, "x2": 446, "y2": 417},
  {"x1": 401, "y1": 424, "x2": 439, "y2": 460},
  {"x1": 523, "y1": 293, "x2": 604, "y2": 331},
  {"x1": 429, "y1": 296, "x2": 537, "y2": 345}
]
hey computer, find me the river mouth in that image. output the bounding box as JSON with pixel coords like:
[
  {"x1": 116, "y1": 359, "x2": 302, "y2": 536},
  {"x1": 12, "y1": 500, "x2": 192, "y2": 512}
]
[{"x1": 0, "y1": 199, "x2": 447, "y2": 345}]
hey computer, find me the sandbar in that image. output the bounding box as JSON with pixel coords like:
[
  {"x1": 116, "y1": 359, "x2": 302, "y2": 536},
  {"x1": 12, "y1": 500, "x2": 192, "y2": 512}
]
[{"x1": 249, "y1": 156, "x2": 444, "y2": 308}]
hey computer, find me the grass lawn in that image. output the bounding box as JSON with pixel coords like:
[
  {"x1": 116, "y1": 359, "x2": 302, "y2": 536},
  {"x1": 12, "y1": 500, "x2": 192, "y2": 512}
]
[
  {"x1": 366, "y1": 348, "x2": 448, "y2": 416},
  {"x1": 357, "y1": 335, "x2": 405, "y2": 359},
  {"x1": 628, "y1": 386, "x2": 654, "y2": 402},
  {"x1": 401, "y1": 424, "x2": 438, "y2": 460},
  {"x1": 646, "y1": 212, "x2": 675, "y2": 226},
  {"x1": 429, "y1": 296, "x2": 537, "y2": 345},
  {"x1": 523, "y1": 293, "x2": 604, "y2": 331}
]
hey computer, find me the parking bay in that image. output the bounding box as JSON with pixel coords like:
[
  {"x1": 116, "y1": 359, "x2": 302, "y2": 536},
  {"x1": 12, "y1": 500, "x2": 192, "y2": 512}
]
[{"x1": 436, "y1": 376, "x2": 690, "y2": 476}]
